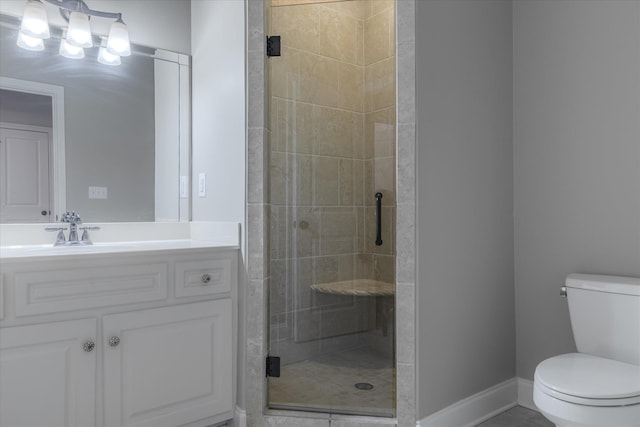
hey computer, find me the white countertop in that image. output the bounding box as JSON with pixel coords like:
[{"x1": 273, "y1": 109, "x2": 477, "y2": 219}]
[
  {"x1": 0, "y1": 221, "x2": 241, "y2": 261},
  {"x1": 0, "y1": 239, "x2": 238, "y2": 260}
]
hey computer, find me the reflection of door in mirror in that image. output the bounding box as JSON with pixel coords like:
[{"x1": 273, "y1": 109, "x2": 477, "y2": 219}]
[{"x1": 0, "y1": 89, "x2": 53, "y2": 223}]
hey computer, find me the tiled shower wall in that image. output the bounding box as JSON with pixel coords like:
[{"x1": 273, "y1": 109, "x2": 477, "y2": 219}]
[{"x1": 267, "y1": 0, "x2": 396, "y2": 365}]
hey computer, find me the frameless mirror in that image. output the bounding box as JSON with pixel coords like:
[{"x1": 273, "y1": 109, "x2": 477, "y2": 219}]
[{"x1": 0, "y1": 14, "x2": 190, "y2": 224}]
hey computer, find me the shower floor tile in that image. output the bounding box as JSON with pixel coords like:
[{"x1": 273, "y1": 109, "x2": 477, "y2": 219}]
[{"x1": 268, "y1": 347, "x2": 395, "y2": 417}]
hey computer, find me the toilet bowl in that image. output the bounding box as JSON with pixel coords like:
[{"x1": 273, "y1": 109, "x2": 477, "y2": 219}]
[
  {"x1": 532, "y1": 274, "x2": 640, "y2": 427},
  {"x1": 534, "y1": 353, "x2": 640, "y2": 427}
]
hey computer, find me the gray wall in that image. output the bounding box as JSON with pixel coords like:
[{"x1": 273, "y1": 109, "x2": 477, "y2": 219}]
[
  {"x1": 191, "y1": 0, "x2": 246, "y2": 226},
  {"x1": 514, "y1": 0, "x2": 640, "y2": 380},
  {"x1": 416, "y1": 0, "x2": 515, "y2": 418},
  {"x1": 190, "y1": 0, "x2": 246, "y2": 409}
]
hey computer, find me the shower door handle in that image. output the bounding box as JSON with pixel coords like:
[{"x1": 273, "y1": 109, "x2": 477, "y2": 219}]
[{"x1": 375, "y1": 192, "x2": 383, "y2": 246}]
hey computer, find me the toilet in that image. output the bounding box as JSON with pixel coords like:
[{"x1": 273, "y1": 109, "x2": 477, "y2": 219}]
[{"x1": 533, "y1": 274, "x2": 640, "y2": 427}]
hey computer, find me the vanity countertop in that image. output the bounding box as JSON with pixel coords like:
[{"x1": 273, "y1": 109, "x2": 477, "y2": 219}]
[
  {"x1": 0, "y1": 239, "x2": 238, "y2": 261},
  {"x1": 0, "y1": 221, "x2": 240, "y2": 261}
]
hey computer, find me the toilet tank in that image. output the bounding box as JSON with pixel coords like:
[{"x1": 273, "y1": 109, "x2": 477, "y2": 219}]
[{"x1": 565, "y1": 274, "x2": 640, "y2": 366}]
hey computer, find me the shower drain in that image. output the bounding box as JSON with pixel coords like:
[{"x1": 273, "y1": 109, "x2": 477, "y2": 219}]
[{"x1": 354, "y1": 382, "x2": 374, "y2": 390}]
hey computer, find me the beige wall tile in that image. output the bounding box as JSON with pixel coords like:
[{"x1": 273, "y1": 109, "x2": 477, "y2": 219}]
[
  {"x1": 275, "y1": 99, "x2": 316, "y2": 154},
  {"x1": 292, "y1": 153, "x2": 313, "y2": 205},
  {"x1": 365, "y1": 107, "x2": 395, "y2": 159},
  {"x1": 338, "y1": 61, "x2": 365, "y2": 112},
  {"x1": 292, "y1": 206, "x2": 321, "y2": 257},
  {"x1": 270, "y1": 259, "x2": 290, "y2": 315},
  {"x1": 312, "y1": 156, "x2": 340, "y2": 205},
  {"x1": 320, "y1": 207, "x2": 359, "y2": 255},
  {"x1": 319, "y1": 7, "x2": 359, "y2": 64},
  {"x1": 315, "y1": 106, "x2": 355, "y2": 157},
  {"x1": 352, "y1": 112, "x2": 366, "y2": 159},
  {"x1": 364, "y1": 9, "x2": 391, "y2": 65},
  {"x1": 299, "y1": 51, "x2": 341, "y2": 108},
  {"x1": 365, "y1": 57, "x2": 395, "y2": 112},
  {"x1": 374, "y1": 155, "x2": 396, "y2": 205},
  {"x1": 356, "y1": 19, "x2": 365, "y2": 66},
  {"x1": 270, "y1": 150, "x2": 287, "y2": 205},
  {"x1": 269, "y1": 46, "x2": 301, "y2": 101},
  {"x1": 322, "y1": 0, "x2": 367, "y2": 20},
  {"x1": 273, "y1": 3, "x2": 320, "y2": 53},
  {"x1": 270, "y1": 206, "x2": 287, "y2": 259},
  {"x1": 372, "y1": 254, "x2": 395, "y2": 283},
  {"x1": 368, "y1": 0, "x2": 394, "y2": 19},
  {"x1": 339, "y1": 158, "x2": 366, "y2": 206},
  {"x1": 313, "y1": 255, "x2": 341, "y2": 284}
]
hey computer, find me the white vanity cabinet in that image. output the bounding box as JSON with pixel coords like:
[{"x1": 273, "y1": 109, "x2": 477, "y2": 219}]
[
  {"x1": 0, "y1": 319, "x2": 97, "y2": 427},
  {"x1": 103, "y1": 300, "x2": 232, "y2": 427},
  {"x1": 0, "y1": 245, "x2": 238, "y2": 427}
]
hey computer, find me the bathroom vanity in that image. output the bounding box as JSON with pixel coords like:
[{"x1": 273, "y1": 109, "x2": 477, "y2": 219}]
[{"x1": 0, "y1": 223, "x2": 239, "y2": 427}]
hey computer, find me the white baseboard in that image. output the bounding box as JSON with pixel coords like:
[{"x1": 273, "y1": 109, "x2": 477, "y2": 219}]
[
  {"x1": 229, "y1": 406, "x2": 246, "y2": 427},
  {"x1": 417, "y1": 378, "x2": 517, "y2": 427},
  {"x1": 517, "y1": 377, "x2": 537, "y2": 411}
]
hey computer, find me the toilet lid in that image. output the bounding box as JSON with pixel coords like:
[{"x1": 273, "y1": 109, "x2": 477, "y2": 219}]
[{"x1": 535, "y1": 353, "x2": 640, "y2": 403}]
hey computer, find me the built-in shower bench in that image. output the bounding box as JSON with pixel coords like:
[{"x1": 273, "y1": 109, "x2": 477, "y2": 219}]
[
  {"x1": 311, "y1": 279, "x2": 395, "y2": 335},
  {"x1": 310, "y1": 279, "x2": 394, "y2": 296}
]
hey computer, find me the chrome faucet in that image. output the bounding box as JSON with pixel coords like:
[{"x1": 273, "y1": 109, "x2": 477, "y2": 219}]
[
  {"x1": 61, "y1": 211, "x2": 82, "y2": 244},
  {"x1": 45, "y1": 211, "x2": 100, "y2": 246}
]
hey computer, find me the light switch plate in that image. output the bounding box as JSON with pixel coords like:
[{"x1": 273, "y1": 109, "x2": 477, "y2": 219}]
[
  {"x1": 180, "y1": 176, "x2": 188, "y2": 198},
  {"x1": 198, "y1": 173, "x2": 206, "y2": 197}
]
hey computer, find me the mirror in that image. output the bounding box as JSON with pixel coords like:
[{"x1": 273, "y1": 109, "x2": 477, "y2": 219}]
[{"x1": 0, "y1": 14, "x2": 190, "y2": 224}]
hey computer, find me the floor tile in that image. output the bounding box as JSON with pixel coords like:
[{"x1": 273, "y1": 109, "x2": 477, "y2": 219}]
[{"x1": 475, "y1": 406, "x2": 553, "y2": 427}]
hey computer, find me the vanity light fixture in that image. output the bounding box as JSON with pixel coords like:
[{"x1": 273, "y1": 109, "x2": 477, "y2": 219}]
[
  {"x1": 59, "y1": 36, "x2": 84, "y2": 59},
  {"x1": 17, "y1": 0, "x2": 131, "y2": 65},
  {"x1": 97, "y1": 38, "x2": 120, "y2": 66},
  {"x1": 106, "y1": 17, "x2": 130, "y2": 56},
  {"x1": 66, "y1": 10, "x2": 92, "y2": 48},
  {"x1": 16, "y1": 30, "x2": 45, "y2": 51},
  {"x1": 20, "y1": 0, "x2": 50, "y2": 39}
]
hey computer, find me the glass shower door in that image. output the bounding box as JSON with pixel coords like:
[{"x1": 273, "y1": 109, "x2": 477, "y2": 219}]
[{"x1": 266, "y1": 0, "x2": 396, "y2": 417}]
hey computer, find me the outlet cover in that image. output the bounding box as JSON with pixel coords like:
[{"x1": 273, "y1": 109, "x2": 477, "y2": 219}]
[{"x1": 88, "y1": 186, "x2": 107, "y2": 199}]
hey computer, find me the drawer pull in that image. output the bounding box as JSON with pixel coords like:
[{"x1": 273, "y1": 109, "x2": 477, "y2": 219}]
[
  {"x1": 201, "y1": 274, "x2": 211, "y2": 285},
  {"x1": 108, "y1": 336, "x2": 120, "y2": 347},
  {"x1": 83, "y1": 340, "x2": 95, "y2": 352}
]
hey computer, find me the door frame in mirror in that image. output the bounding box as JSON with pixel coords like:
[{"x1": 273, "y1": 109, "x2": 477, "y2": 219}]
[{"x1": 1, "y1": 76, "x2": 66, "y2": 219}]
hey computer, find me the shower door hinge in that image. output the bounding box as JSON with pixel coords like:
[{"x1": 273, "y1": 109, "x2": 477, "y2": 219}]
[
  {"x1": 266, "y1": 355, "x2": 281, "y2": 377},
  {"x1": 266, "y1": 35, "x2": 281, "y2": 57}
]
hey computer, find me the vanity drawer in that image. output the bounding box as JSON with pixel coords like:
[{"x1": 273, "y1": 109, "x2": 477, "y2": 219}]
[
  {"x1": 174, "y1": 254, "x2": 235, "y2": 298},
  {"x1": 14, "y1": 263, "x2": 168, "y2": 317}
]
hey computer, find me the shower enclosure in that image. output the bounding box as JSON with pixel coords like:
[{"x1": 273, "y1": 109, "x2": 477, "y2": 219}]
[{"x1": 266, "y1": 0, "x2": 396, "y2": 417}]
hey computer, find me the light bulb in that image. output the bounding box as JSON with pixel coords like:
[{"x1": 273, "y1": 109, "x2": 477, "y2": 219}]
[
  {"x1": 98, "y1": 46, "x2": 121, "y2": 66},
  {"x1": 66, "y1": 11, "x2": 92, "y2": 48},
  {"x1": 59, "y1": 38, "x2": 84, "y2": 59},
  {"x1": 16, "y1": 30, "x2": 44, "y2": 51},
  {"x1": 106, "y1": 19, "x2": 131, "y2": 56},
  {"x1": 20, "y1": 0, "x2": 50, "y2": 39}
]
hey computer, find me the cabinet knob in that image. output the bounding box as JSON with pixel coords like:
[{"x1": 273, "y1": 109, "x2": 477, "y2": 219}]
[
  {"x1": 201, "y1": 274, "x2": 211, "y2": 285},
  {"x1": 83, "y1": 340, "x2": 95, "y2": 352},
  {"x1": 108, "y1": 336, "x2": 120, "y2": 347}
]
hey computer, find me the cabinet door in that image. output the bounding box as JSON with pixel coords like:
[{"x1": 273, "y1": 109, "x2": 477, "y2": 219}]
[
  {"x1": 103, "y1": 300, "x2": 232, "y2": 427},
  {"x1": 0, "y1": 319, "x2": 97, "y2": 427}
]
